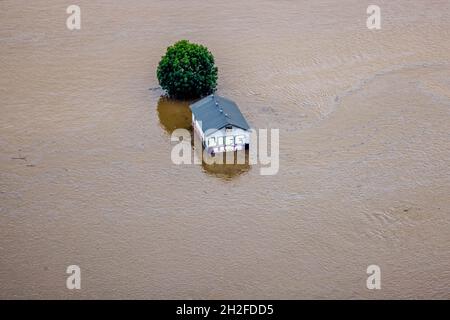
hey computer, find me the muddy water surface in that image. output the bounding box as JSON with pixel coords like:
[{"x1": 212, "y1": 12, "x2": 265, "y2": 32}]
[{"x1": 1, "y1": 0, "x2": 449, "y2": 298}]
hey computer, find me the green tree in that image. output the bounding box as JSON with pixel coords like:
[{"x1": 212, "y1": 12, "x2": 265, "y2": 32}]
[{"x1": 157, "y1": 40, "x2": 218, "y2": 99}]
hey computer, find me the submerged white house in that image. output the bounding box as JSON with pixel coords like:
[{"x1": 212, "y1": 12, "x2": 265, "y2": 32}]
[{"x1": 190, "y1": 95, "x2": 250, "y2": 154}]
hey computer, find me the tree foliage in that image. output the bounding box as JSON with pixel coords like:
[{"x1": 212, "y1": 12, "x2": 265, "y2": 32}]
[{"x1": 157, "y1": 40, "x2": 218, "y2": 99}]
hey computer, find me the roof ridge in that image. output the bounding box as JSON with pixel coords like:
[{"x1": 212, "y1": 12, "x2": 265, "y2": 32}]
[{"x1": 189, "y1": 94, "x2": 250, "y2": 132}]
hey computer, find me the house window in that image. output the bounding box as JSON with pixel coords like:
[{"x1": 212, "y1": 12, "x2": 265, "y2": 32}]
[
  {"x1": 225, "y1": 136, "x2": 234, "y2": 146},
  {"x1": 208, "y1": 137, "x2": 216, "y2": 147},
  {"x1": 235, "y1": 135, "x2": 244, "y2": 145},
  {"x1": 217, "y1": 137, "x2": 225, "y2": 146},
  {"x1": 225, "y1": 125, "x2": 232, "y2": 133}
]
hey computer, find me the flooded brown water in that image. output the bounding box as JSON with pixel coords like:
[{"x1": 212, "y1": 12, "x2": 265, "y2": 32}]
[{"x1": 1, "y1": 0, "x2": 449, "y2": 299}]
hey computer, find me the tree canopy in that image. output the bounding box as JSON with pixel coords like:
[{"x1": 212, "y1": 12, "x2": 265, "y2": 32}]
[{"x1": 157, "y1": 40, "x2": 218, "y2": 99}]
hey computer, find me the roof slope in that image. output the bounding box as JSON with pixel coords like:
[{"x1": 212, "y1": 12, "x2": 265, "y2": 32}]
[{"x1": 190, "y1": 95, "x2": 250, "y2": 133}]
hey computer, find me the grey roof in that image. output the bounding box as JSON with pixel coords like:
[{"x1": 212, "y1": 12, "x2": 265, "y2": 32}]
[{"x1": 190, "y1": 95, "x2": 250, "y2": 133}]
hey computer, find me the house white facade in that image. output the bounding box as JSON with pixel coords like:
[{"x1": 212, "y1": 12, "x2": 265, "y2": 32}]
[
  {"x1": 190, "y1": 95, "x2": 251, "y2": 154},
  {"x1": 193, "y1": 116, "x2": 250, "y2": 153}
]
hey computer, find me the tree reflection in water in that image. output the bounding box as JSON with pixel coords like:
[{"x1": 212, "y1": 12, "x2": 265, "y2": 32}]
[{"x1": 157, "y1": 96, "x2": 251, "y2": 180}]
